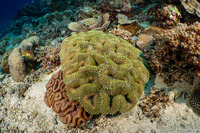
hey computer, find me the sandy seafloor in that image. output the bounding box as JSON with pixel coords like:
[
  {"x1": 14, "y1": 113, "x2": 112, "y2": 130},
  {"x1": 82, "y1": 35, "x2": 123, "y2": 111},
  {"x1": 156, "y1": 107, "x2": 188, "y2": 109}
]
[{"x1": 0, "y1": 69, "x2": 200, "y2": 133}]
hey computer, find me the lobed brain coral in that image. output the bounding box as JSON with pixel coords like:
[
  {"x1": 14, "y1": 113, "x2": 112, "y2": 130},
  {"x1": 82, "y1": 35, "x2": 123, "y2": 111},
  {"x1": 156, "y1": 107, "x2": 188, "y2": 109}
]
[
  {"x1": 60, "y1": 30, "x2": 149, "y2": 115},
  {"x1": 44, "y1": 70, "x2": 92, "y2": 128}
]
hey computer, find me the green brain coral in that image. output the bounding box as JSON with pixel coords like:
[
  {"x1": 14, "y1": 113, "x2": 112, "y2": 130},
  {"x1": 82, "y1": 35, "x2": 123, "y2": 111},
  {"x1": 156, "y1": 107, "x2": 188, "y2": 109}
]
[{"x1": 60, "y1": 30, "x2": 149, "y2": 115}]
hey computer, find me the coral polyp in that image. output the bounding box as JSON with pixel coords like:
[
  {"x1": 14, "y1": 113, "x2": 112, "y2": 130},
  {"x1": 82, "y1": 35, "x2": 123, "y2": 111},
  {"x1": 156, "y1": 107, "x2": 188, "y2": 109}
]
[{"x1": 60, "y1": 30, "x2": 149, "y2": 115}]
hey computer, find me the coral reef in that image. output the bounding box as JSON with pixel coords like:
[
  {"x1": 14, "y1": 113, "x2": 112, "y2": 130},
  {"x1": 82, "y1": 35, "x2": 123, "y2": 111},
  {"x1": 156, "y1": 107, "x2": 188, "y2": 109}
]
[
  {"x1": 35, "y1": 44, "x2": 61, "y2": 72},
  {"x1": 99, "y1": 0, "x2": 131, "y2": 13},
  {"x1": 44, "y1": 10, "x2": 72, "y2": 24},
  {"x1": 156, "y1": 5, "x2": 182, "y2": 28},
  {"x1": 49, "y1": 0, "x2": 86, "y2": 12},
  {"x1": 1, "y1": 48, "x2": 13, "y2": 74},
  {"x1": 8, "y1": 36, "x2": 44, "y2": 82},
  {"x1": 14, "y1": 1, "x2": 49, "y2": 20},
  {"x1": 75, "y1": 7, "x2": 99, "y2": 21},
  {"x1": 141, "y1": 26, "x2": 165, "y2": 35},
  {"x1": 139, "y1": 87, "x2": 173, "y2": 118},
  {"x1": 149, "y1": 22, "x2": 200, "y2": 85},
  {"x1": 180, "y1": 0, "x2": 200, "y2": 17},
  {"x1": 68, "y1": 14, "x2": 110, "y2": 33},
  {"x1": 189, "y1": 82, "x2": 200, "y2": 113},
  {"x1": 116, "y1": 14, "x2": 143, "y2": 36},
  {"x1": 44, "y1": 70, "x2": 92, "y2": 128},
  {"x1": 108, "y1": 28, "x2": 135, "y2": 45},
  {"x1": 60, "y1": 30, "x2": 149, "y2": 115}
]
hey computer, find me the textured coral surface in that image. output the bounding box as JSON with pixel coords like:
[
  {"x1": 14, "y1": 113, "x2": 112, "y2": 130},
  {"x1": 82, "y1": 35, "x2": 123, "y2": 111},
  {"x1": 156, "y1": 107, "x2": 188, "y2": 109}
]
[
  {"x1": 189, "y1": 83, "x2": 200, "y2": 113},
  {"x1": 149, "y1": 22, "x2": 200, "y2": 75},
  {"x1": 60, "y1": 30, "x2": 149, "y2": 115},
  {"x1": 44, "y1": 70, "x2": 92, "y2": 128}
]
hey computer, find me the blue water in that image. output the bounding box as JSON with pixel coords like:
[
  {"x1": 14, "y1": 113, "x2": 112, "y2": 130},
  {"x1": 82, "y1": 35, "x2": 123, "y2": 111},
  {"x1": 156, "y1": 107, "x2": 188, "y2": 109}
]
[{"x1": 0, "y1": 0, "x2": 33, "y2": 31}]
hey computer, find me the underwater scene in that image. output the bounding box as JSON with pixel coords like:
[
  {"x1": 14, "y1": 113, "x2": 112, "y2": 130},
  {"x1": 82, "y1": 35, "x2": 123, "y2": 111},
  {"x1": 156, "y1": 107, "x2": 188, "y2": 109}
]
[{"x1": 0, "y1": 0, "x2": 200, "y2": 132}]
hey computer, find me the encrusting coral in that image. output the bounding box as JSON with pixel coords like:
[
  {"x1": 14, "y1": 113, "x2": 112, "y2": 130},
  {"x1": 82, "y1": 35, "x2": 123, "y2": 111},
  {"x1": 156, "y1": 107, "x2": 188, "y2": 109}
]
[
  {"x1": 60, "y1": 30, "x2": 149, "y2": 115},
  {"x1": 44, "y1": 70, "x2": 92, "y2": 128},
  {"x1": 149, "y1": 22, "x2": 200, "y2": 85}
]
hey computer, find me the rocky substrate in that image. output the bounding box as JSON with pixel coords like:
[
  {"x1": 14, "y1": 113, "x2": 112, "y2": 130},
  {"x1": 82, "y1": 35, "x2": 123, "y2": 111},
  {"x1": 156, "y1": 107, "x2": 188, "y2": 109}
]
[{"x1": 0, "y1": 71, "x2": 200, "y2": 133}]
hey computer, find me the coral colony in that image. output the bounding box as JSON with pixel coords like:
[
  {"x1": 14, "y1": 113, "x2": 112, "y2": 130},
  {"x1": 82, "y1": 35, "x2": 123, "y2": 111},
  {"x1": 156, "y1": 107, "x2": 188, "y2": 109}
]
[{"x1": 0, "y1": 0, "x2": 200, "y2": 130}]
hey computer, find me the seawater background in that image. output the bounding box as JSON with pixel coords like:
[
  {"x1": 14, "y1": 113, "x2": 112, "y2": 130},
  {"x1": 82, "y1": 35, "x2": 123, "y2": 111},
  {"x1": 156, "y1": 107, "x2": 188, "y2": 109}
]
[{"x1": 0, "y1": 0, "x2": 32, "y2": 31}]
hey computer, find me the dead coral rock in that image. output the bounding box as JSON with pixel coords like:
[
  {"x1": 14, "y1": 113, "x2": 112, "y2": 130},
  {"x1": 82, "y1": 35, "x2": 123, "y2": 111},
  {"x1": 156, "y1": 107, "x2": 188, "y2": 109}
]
[
  {"x1": 181, "y1": 0, "x2": 200, "y2": 17},
  {"x1": 136, "y1": 34, "x2": 154, "y2": 51},
  {"x1": 44, "y1": 70, "x2": 92, "y2": 128},
  {"x1": 189, "y1": 82, "x2": 200, "y2": 113}
]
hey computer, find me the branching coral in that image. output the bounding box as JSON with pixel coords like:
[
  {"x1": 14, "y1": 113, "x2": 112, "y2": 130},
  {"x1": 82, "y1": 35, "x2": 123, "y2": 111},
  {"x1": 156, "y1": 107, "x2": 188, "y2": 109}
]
[
  {"x1": 60, "y1": 30, "x2": 149, "y2": 115},
  {"x1": 149, "y1": 22, "x2": 200, "y2": 85},
  {"x1": 44, "y1": 70, "x2": 92, "y2": 128},
  {"x1": 138, "y1": 87, "x2": 173, "y2": 118}
]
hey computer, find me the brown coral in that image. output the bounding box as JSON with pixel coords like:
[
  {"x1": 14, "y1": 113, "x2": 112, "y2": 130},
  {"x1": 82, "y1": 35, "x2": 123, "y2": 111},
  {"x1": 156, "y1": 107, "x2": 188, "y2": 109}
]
[
  {"x1": 118, "y1": 20, "x2": 143, "y2": 36},
  {"x1": 44, "y1": 70, "x2": 92, "y2": 128},
  {"x1": 149, "y1": 22, "x2": 200, "y2": 85},
  {"x1": 139, "y1": 87, "x2": 173, "y2": 118}
]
